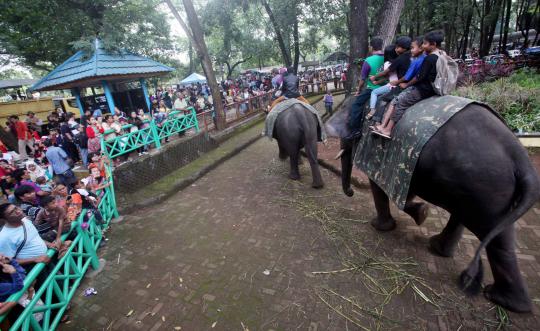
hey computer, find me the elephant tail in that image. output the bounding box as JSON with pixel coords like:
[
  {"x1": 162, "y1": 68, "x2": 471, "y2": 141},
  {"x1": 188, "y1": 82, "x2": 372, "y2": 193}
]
[{"x1": 459, "y1": 165, "x2": 540, "y2": 295}]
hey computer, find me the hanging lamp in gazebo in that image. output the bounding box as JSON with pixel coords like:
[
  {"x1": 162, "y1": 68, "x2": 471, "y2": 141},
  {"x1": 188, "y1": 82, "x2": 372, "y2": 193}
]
[{"x1": 31, "y1": 39, "x2": 174, "y2": 114}]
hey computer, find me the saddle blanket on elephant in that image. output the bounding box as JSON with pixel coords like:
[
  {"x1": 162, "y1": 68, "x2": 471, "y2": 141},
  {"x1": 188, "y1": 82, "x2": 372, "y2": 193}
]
[
  {"x1": 354, "y1": 95, "x2": 495, "y2": 209},
  {"x1": 263, "y1": 98, "x2": 327, "y2": 142}
]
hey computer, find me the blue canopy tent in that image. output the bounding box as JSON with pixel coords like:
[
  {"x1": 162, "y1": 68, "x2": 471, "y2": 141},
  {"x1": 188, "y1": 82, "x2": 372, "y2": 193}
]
[
  {"x1": 31, "y1": 39, "x2": 174, "y2": 114},
  {"x1": 179, "y1": 73, "x2": 207, "y2": 85}
]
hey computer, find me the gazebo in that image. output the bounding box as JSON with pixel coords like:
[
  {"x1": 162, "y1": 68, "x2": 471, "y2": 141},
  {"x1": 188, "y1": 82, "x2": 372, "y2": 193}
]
[{"x1": 31, "y1": 39, "x2": 174, "y2": 115}]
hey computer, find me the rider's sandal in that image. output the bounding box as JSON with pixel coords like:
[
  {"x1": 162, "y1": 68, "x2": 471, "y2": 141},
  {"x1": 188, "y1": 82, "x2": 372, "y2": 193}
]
[{"x1": 372, "y1": 130, "x2": 392, "y2": 139}]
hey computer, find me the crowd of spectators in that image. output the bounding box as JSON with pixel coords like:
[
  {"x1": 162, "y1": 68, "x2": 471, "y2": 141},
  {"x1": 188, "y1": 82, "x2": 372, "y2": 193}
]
[{"x1": 0, "y1": 135, "x2": 111, "y2": 325}]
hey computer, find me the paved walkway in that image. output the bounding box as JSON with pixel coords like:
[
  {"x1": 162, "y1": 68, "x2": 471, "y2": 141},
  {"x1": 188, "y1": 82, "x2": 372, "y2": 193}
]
[{"x1": 63, "y1": 136, "x2": 540, "y2": 330}]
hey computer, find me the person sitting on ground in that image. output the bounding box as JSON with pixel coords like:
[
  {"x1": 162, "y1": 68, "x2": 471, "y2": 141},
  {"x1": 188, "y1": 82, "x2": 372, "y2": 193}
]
[
  {"x1": 10, "y1": 169, "x2": 49, "y2": 203},
  {"x1": 372, "y1": 31, "x2": 443, "y2": 139},
  {"x1": 85, "y1": 165, "x2": 111, "y2": 199},
  {"x1": 0, "y1": 203, "x2": 51, "y2": 272},
  {"x1": 34, "y1": 196, "x2": 72, "y2": 257},
  {"x1": 51, "y1": 184, "x2": 68, "y2": 212},
  {"x1": 35, "y1": 176, "x2": 52, "y2": 193},
  {"x1": 14, "y1": 185, "x2": 43, "y2": 224},
  {"x1": 0, "y1": 160, "x2": 15, "y2": 200},
  {"x1": 25, "y1": 161, "x2": 46, "y2": 183}
]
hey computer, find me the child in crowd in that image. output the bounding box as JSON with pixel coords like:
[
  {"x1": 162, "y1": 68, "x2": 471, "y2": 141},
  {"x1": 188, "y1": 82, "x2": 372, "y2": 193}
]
[
  {"x1": 372, "y1": 31, "x2": 443, "y2": 138},
  {"x1": 324, "y1": 91, "x2": 334, "y2": 116},
  {"x1": 88, "y1": 153, "x2": 110, "y2": 179},
  {"x1": 35, "y1": 177, "x2": 53, "y2": 193},
  {"x1": 34, "y1": 196, "x2": 72, "y2": 258}
]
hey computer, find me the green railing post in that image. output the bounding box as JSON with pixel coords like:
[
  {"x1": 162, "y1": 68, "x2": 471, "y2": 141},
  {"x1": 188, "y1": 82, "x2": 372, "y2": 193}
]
[
  {"x1": 80, "y1": 224, "x2": 100, "y2": 270},
  {"x1": 192, "y1": 108, "x2": 200, "y2": 133},
  {"x1": 150, "y1": 120, "x2": 162, "y2": 149}
]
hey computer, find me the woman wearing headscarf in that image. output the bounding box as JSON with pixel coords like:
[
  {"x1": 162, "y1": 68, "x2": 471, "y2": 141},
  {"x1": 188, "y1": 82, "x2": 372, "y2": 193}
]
[{"x1": 25, "y1": 160, "x2": 46, "y2": 182}]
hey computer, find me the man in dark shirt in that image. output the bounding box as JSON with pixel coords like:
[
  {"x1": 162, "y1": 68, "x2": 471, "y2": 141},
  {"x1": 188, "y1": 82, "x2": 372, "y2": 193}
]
[
  {"x1": 372, "y1": 31, "x2": 443, "y2": 138},
  {"x1": 281, "y1": 67, "x2": 301, "y2": 99}
]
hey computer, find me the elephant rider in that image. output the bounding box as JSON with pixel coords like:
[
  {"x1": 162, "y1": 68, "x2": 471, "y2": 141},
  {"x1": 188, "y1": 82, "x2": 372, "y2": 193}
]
[{"x1": 268, "y1": 67, "x2": 309, "y2": 111}]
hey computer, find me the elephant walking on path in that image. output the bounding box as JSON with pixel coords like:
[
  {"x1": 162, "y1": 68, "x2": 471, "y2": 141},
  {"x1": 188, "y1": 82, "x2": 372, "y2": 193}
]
[
  {"x1": 329, "y1": 97, "x2": 540, "y2": 313},
  {"x1": 272, "y1": 103, "x2": 324, "y2": 188}
]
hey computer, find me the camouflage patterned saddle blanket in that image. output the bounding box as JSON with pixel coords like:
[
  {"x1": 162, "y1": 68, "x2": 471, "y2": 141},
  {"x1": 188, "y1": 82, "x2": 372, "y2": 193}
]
[
  {"x1": 354, "y1": 95, "x2": 482, "y2": 209},
  {"x1": 263, "y1": 98, "x2": 327, "y2": 142}
]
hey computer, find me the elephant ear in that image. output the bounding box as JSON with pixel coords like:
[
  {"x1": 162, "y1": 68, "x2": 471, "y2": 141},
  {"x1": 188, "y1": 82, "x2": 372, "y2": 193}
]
[{"x1": 325, "y1": 96, "x2": 354, "y2": 138}]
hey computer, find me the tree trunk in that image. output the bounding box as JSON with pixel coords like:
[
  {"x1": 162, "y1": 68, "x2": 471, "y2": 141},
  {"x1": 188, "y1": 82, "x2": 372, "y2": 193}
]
[
  {"x1": 188, "y1": 39, "x2": 194, "y2": 74},
  {"x1": 165, "y1": 0, "x2": 226, "y2": 130},
  {"x1": 478, "y1": 0, "x2": 503, "y2": 57},
  {"x1": 262, "y1": 0, "x2": 292, "y2": 66},
  {"x1": 347, "y1": 0, "x2": 369, "y2": 95},
  {"x1": 502, "y1": 0, "x2": 512, "y2": 52},
  {"x1": 461, "y1": 2, "x2": 474, "y2": 59},
  {"x1": 292, "y1": 5, "x2": 300, "y2": 74},
  {"x1": 373, "y1": 0, "x2": 406, "y2": 46}
]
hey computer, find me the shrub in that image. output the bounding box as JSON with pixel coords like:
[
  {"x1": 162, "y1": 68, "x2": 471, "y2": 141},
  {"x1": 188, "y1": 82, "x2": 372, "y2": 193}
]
[{"x1": 454, "y1": 68, "x2": 540, "y2": 132}]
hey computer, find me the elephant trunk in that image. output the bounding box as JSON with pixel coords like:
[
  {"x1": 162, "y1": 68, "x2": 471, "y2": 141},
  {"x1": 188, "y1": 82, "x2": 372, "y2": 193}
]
[{"x1": 340, "y1": 138, "x2": 355, "y2": 197}]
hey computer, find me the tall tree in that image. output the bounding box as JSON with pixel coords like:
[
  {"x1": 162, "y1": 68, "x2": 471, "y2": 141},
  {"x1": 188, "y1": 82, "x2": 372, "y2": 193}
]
[
  {"x1": 0, "y1": 0, "x2": 174, "y2": 70},
  {"x1": 373, "y1": 0, "x2": 406, "y2": 46},
  {"x1": 347, "y1": 0, "x2": 369, "y2": 94},
  {"x1": 261, "y1": 0, "x2": 294, "y2": 67},
  {"x1": 477, "y1": 0, "x2": 504, "y2": 56},
  {"x1": 165, "y1": 0, "x2": 226, "y2": 130}
]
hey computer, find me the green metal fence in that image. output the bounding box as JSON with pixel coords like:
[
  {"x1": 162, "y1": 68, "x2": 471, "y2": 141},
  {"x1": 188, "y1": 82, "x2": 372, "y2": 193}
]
[
  {"x1": 0, "y1": 168, "x2": 118, "y2": 330},
  {"x1": 101, "y1": 108, "x2": 200, "y2": 160}
]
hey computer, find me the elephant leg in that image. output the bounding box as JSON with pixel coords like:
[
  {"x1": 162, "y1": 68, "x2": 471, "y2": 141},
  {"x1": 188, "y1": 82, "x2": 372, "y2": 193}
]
[
  {"x1": 305, "y1": 140, "x2": 324, "y2": 189},
  {"x1": 340, "y1": 138, "x2": 354, "y2": 197},
  {"x1": 289, "y1": 151, "x2": 301, "y2": 181},
  {"x1": 369, "y1": 180, "x2": 396, "y2": 231},
  {"x1": 278, "y1": 141, "x2": 288, "y2": 160},
  {"x1": 484, "y1": 226, "x2": 532, "y2": 313},
  {"x1": 429, "y1": 215, "x2": 464, "y2": 257},
  {"x1": 404, "y1": 198, "x2": 429, "y2": 226}
]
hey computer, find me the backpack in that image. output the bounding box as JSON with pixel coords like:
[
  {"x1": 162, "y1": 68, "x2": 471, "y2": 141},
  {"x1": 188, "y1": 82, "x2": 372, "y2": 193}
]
[{"x1": 432, "y1": 50, "x2": 459, "y2": 95}]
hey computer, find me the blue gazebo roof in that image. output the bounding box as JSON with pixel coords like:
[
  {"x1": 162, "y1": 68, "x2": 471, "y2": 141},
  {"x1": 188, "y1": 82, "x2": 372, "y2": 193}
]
[{"x1": 31, "y1": 40, "x2": 174, "y2": 91}]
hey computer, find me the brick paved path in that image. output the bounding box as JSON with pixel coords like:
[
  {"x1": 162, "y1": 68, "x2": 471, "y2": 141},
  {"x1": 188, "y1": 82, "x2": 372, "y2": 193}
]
[{"x1": 63, "y1": 138, "x2": 540, "y2": 330}]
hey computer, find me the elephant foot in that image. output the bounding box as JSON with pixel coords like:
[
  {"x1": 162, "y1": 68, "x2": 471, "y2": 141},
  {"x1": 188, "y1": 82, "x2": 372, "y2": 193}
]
[
  {"x1": 343, "y1": 187, "x2": 354, "y2": 197},
  {"x1": 404, "y1": 202, "x2": 429, "y2": 226},
  {"x1": 370, "y1": 217, "x2": 396, "y2": 232},
  {"x1": 484, "y1": 284, "x2": 533, "y2": 313},
  {"x1": 312, "y1": 181, "x2": 324, "y2": 189},
  {"x1": 289, "y1": 173, "x2": 301, "y2": 181},
  {"x1": 279, "y1": 151, "x2": 288, "y2": 160},
  {"x1": 428, "y1": 234, "x2": 455, "y2": 257}
]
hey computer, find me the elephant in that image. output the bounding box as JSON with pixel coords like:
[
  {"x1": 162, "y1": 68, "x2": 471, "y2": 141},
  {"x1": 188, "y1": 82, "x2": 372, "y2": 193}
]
[
  {"x1": 327, "y1": 98, "x2": 540, "y2": 313},
  {"x1": 272, "y1": 103, "x2": 324, "y2": 188}
]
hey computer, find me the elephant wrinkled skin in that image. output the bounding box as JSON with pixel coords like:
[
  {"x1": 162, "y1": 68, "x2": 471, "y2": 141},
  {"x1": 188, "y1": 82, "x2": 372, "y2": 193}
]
[
  {"x1": 331, "y1": 101, "x2": 540, "y2": 313},
  {"x1": 273, "y1": 104, "x2": 324, "y2": 189}
]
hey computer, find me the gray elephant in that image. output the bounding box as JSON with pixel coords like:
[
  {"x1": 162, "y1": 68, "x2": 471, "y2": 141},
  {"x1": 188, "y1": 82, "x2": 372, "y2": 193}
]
[
  {"x1": 271, "y1": 103, "x2": 324, "y2": 188},
  {"x1": 327, "y1": 97, "x2": 540, "y2": 313}
]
